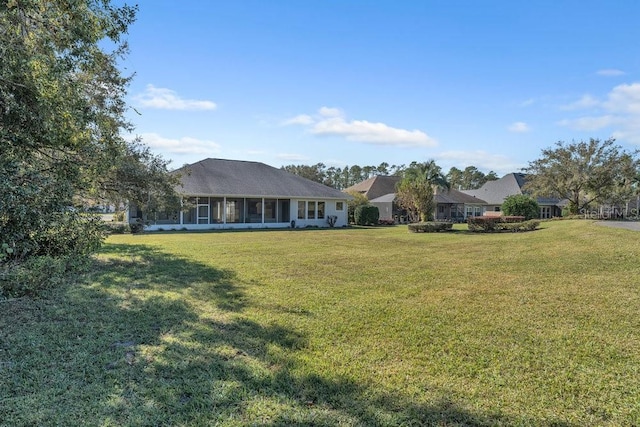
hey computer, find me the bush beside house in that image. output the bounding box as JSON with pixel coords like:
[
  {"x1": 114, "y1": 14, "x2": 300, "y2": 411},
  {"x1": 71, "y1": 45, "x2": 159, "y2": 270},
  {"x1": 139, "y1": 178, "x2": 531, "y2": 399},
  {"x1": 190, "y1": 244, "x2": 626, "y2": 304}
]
[{"x1": 354, "y1": 205, "x2": 380, "y2": 226}]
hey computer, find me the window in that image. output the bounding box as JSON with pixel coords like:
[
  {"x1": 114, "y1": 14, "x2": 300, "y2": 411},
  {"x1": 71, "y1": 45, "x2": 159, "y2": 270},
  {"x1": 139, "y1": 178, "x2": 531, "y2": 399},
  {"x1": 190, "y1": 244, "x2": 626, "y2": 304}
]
[
  {"x1": 317, "y1": 201, "x2": 325, "y2": 219},
  {"x1": 336, "y1": 201, "x2": 344, "y2": 211},
  {"x1": 298, "y1": 201, "x2": 305, "y2": 219},
  {"x1": 307, "y1": 201, "x2": 316, "y2": 219},
  {"x1": 540, "y1": 206, "x2": 551, "y2": 219}
]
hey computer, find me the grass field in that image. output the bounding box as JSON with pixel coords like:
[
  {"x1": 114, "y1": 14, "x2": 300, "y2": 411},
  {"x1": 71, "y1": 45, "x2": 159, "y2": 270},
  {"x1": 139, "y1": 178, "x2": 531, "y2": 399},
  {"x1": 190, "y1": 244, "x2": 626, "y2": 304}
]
[{"x1": 1, "y1": 220, "x2": 639, "y2": 426}]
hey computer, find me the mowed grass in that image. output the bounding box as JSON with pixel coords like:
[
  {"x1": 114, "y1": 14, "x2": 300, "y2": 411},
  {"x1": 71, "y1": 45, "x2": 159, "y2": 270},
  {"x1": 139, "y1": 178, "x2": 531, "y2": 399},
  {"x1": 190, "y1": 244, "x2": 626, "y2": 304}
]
[{"x1": 2, "y1": 220, "x2": 640, "y2": 426}]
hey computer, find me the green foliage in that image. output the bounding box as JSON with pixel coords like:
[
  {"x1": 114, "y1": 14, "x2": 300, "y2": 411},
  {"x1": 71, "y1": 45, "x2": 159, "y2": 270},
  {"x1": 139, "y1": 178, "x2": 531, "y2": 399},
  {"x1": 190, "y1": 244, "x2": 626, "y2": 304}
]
[
  {"x1": 467, "y1": 216, "x2": 502, "y2": 232},
  {"x1": 113, "y1": 211, "x2": 126, "y2": 222},
  {"x1": 499, "y1": 220, "x2": 540, "y2": 232},
  {"x1": 345, "y1": 190, "x2": 370, "y2": 223},
  {"x1": 0, "y1": 0, "x2": 178, "y2": 295},
  {"x1": 467, "y1": 216, "x2": 539, "y2": 232},
  {"x1": 501, "y1": 194, "x2": 540, "y2": 220},
  {"x1": 524, "y1": 138, "x2": 639, "y2": 214},
  {"x1": 407, "y1": 222, "x2": 453, "y2": 232},
  {"x1": 103, "y1": 222, "x2": 131, "y2": 234},
  {"x1": 0, "y1": 253, "x2": 93, "y2": 297},
  {"x1": 354, "y1": 205, "x2": 379, "y2": 225},
  {"x1": 446, "y1": 166, "x2": 498, "y2": 190},
  {"x1": 395, "y1": 160, "x2": 448, "y2": 222}
]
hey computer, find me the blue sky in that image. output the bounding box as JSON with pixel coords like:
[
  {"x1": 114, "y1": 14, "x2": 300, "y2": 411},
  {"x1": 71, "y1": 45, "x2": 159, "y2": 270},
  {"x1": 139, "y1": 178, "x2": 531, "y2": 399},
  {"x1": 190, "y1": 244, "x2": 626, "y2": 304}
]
[{"x1": 121, "y1": 1, "x2": 640, "y2": 176}]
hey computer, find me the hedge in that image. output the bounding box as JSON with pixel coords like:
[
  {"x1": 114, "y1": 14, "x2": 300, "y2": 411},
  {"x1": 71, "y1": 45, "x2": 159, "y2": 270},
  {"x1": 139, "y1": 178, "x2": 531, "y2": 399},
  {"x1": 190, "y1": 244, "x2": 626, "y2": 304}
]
[
  {"x1": 408, "y1": 222, "x2": 453, "y2": 233},
  {"x1": 467, "y1": 216, "x2": 539, "y2": 232}
]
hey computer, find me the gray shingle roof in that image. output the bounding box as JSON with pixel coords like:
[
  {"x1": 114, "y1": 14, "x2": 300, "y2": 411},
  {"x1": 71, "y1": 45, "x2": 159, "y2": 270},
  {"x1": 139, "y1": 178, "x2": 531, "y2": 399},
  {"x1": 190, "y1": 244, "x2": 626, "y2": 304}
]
[
  {"x1": 173, "y1": 158, "x2": 350, "y2": 199},
  {"x1": 435, "y1": 188, "x2": 486, "y2": 204},
  {"x1": 463, "y1": 173, "x2": 526, "y2": 205},
  {"x1": 462, "y1": 173, "x2": 562, "y2": 206}
]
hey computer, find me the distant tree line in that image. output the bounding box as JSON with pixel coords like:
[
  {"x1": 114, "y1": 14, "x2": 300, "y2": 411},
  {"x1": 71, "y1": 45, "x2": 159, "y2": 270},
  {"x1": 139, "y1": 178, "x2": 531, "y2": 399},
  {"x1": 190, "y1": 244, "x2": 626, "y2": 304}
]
[{"x1": 282, "y1": 162, "x2": 499, "y2": 190}]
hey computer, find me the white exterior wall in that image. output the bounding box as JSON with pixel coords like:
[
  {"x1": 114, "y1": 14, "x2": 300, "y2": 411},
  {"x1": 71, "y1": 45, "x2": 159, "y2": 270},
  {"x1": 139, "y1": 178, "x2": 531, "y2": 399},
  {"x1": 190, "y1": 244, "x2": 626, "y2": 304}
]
[
  {"x1": 140, "y1": 197, "x2": 349, "y2": 231},
  {"x1": 289, "y1": 199, "x2": 348, "y2": 228}
]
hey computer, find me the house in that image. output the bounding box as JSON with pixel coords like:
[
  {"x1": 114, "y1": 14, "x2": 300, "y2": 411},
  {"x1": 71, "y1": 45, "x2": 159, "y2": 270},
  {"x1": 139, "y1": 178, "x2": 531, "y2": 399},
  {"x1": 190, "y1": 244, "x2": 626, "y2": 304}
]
[
  {"x1": 130, "y1": 158, "x2": 351, "y2": 230},
  {"x1": 462, "y1": 173, "x2": 564, "y2": 218},
  {"x1": 433, "y1": 187, "x2": 486, "y2": 221},
  {"x1": 343, "y1": 175, "x2": 401, "y2": 200},
  {"x1": 345, "y1": 176, "x2": 487, "y2": 222}
]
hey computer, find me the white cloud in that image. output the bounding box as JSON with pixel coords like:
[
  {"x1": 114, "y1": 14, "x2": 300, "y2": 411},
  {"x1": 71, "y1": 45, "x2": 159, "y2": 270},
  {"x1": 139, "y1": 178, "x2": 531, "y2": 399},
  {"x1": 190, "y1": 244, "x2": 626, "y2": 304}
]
[
  {"x1": 508, "y1": 122, "x2": 530, "y2": 133},
  {"x1": 558, "y1": 82, "x2": 640, "y2": 143},
  {"x1": 557, "y1": 115, "x2": 619, "y2": 131},
  {"x1": 596, "y1": 69, "x2": 626, "y2": 77},
  {"x1": 603, "y1": 82, "x2": 640, "y2": 114},
  {"x1": 436, "y1": 150, "x2": 525, "y2": 176},
  {"x1": 318, "y1": 106, "x2": 343, "y2": 117},
  {"x1": 138, "y1": 132, "x2": 221, "y2": 156},
  {"x1": 282, "y1": 107, "x2": 437, "y2": 147},
  {"x1": 520, "y1": 98, "x2": 535, "y2": 107},
  {"x1": 560, "y1": 94, "x2": 599, "y2": 111},
  {"x1": 133, "y1": 84, "x2": 217, "y2": 110},
  {"x1": 281, "y1": 114, "x2": 314, "y2": 125}
]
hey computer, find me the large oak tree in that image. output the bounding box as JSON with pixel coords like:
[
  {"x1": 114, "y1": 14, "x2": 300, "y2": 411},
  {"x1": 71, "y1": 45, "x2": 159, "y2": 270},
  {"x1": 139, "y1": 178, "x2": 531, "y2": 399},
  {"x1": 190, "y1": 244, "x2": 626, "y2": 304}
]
[
  {"x1": 1, "y1": 1, "x2": 178, "y2": 270},
  {"x1": 524, "y1": 138, "x2": 639, "y2": 214}
]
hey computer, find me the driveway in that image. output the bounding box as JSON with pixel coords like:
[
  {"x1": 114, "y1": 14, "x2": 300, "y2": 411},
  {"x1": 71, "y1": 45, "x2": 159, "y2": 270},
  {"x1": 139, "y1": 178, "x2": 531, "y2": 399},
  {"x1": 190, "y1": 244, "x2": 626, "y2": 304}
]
[{"x1": 595, "y1": 221, "x2": 640, "y2": 231}]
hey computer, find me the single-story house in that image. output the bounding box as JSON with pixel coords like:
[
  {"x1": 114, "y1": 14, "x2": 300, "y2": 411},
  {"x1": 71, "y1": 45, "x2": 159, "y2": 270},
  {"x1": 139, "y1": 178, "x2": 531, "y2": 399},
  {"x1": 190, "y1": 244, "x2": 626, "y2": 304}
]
[
  {"x1": 344, "y1": 175, "x2": 402, "y2": 200},
  {"x1": 462, "y1": 173, "x2": 565, "y2": 218},
  {"x1": 130, "y1": 158, "x2": 351, "y2": 231},
  {"x1": 346, "y1": 175, "x2": 487, "y2": 222},
  {"x1": 434, "y1": 187, "x2": 486, "y2": 221}
]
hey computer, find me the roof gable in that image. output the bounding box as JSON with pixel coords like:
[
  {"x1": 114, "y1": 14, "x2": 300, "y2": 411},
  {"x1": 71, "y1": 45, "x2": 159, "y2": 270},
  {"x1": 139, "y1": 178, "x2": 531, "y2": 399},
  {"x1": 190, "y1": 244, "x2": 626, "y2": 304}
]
[
  {"x1": 462, "y1": 173, "x2": 525, "y2": 205},
  {"x1": 343, "y1": 175, "x2": 401, "y2": 200},
  {"x1": 173, "y1": 158, "x2": 349, "y2": 199}
]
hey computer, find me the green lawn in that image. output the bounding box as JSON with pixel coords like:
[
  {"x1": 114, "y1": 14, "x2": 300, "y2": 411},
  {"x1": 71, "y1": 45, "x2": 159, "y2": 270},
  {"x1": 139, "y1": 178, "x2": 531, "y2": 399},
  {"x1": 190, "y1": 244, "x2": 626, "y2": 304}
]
[{"x1": 2, "y1": 220, "x2": 640, "y2": 426}]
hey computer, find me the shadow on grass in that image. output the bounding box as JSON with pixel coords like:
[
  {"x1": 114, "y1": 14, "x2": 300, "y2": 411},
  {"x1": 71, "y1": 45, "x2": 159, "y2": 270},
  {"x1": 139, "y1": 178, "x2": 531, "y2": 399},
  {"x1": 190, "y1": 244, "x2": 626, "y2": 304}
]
[{"x1": 0, "y1": 243, "x2": 574, "y2": 426}]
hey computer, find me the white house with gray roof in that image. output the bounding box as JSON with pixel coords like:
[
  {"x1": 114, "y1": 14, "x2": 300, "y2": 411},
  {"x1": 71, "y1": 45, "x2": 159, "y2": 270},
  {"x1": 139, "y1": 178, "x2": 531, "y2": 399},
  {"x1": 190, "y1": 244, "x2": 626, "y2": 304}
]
[
  {"x1": 130, "y1": 158, "x2": 351, "y2": 230},
  {"x1": 462, "y1": 173, "x2": 564, "y2": 218}
]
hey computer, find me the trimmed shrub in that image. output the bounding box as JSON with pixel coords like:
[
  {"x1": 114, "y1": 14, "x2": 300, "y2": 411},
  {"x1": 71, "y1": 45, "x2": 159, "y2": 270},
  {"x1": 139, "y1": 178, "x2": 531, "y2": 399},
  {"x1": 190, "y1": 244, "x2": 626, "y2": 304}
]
[
  {"x1": 354, "y1": 205, "x2": 380, "y2": 226},
  {"x1": 499, "y1": 220, "x2": 540, "y2": 232},
  {"x1": 408, "y1": 222, "x2": 453, "y2": 233},
  {"x1": 501, "y1": 195, "x2": 540, "y2": 220},
  {"x1": 467, "y1": 216, "x2": 502, "y2": 232},
  {"x1": 467, "y1": 216, "x2": 539, "y2": 233},
  {"x1": 104, "y1": 222, "x2": 131, "y2": 234}
]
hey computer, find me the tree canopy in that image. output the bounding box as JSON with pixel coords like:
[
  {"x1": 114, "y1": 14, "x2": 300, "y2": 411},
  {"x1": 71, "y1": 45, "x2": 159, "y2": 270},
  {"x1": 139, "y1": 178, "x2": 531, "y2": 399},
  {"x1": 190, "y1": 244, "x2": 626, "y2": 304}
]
[
  {"x1": 501, "y1": 195, "x2": 540, "y2": 220},
  {"x1": 395, "y1": 160, "x2": 449, "y2": 222},
  {"x1": 1, "y1": 0, "x2": 178, "y2": 294},
  {"x1": 524, "y1": 139, "x2": 639, "y2": 214},
  {"x1": 446, "y1": 166, "x2": 498, "y2": 190}
]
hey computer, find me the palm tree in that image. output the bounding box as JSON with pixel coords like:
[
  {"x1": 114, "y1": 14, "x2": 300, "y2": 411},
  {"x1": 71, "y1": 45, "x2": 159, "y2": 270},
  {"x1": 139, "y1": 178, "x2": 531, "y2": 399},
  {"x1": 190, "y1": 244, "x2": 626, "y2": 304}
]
[{"x1": 396, "y1": 160, "x2": 450, "y2": 222}]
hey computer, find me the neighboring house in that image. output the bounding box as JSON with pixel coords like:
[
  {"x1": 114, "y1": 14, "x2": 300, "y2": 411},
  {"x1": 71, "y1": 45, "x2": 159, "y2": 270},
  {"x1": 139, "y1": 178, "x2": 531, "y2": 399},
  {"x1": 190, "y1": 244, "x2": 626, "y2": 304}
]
[
  {"x1": 369, "y1": 193, "x2": 396, "y2": 222},
  {"x1": 462, "y1": 173, "x2": 564, "y2": 218},
  {"x1": 343, "y1": 175, "x2": 401, "y2": 200},
  {"x1": 346, "y1": 176, "x2": 487, "y2": 222},
  {"x1": 434, "y1": 187, "x2": 486, "y2": 221},
  {"x1": 130, "y1": 158, "x2": 351, "y2": 230}
]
